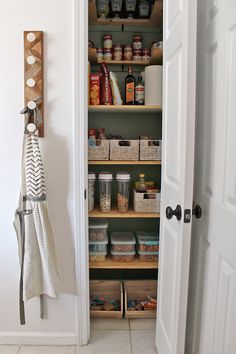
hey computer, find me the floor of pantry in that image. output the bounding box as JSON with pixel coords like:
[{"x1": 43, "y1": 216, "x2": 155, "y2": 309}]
[{"x1": 0, "y1": 319, "x2": 157, "y2": 354}]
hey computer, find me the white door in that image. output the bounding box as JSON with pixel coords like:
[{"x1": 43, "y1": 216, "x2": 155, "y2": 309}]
[
  {"x1": 193, "y1": 1, "x2": 236, "y2": 353},
  {"x1": 156, "y1": 0, "x2": 197, "y2": 353}
]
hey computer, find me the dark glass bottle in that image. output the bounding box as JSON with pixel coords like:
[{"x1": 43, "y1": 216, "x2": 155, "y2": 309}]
[{"x1": 125, "y1": 66, "x2": 136, "y2": 105}]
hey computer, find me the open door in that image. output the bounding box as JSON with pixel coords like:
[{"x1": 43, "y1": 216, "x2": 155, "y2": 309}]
[{"x1": 156, "y1": 1, "x2": 197, "y2": 353}]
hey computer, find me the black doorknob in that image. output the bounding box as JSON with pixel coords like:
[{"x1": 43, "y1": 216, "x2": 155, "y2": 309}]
[
  {"x1": 192, "y1": 205, "x2": 202, "y2": 219},
  {"x1": 166, "y1": 205, "x2": 182, "y2": 221}
]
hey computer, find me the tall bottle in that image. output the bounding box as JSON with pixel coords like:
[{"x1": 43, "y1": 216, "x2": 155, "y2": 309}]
[
  {"x1": 135, "y1": 76, "x2": 145, "y2": 105},
  {"x1": 125, "y1": 66, "x2": 136, "y2": 105}
]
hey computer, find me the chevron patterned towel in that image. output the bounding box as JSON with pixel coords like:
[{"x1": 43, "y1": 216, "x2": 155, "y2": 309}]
[{"x1": 14, "y1": 131, "x2": 61, "y2": 324}]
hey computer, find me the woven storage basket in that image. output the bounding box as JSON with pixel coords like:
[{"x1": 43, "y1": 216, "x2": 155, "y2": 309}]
[
  {"x1": 88, "y1": 140, "x2": 109, "y2": 161},
  {"x1": 110, "y1": 140, "x2": 139, "y2": 161},
  {"x1": 140, "y1": 140, "x2": 162, "y2": 160},
  {"x1": 133, "y1": 189, "x2": 161, "y2": 213}
]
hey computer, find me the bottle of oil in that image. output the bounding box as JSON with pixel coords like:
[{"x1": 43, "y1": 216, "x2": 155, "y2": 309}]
[{"x1": 125, "y1": 66, "x2": 135, "y2": 105}]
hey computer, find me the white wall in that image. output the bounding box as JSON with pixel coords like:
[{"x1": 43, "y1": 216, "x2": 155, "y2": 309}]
[{"x1": 0, "y1": 0, "x2": 78, "y2": 344}]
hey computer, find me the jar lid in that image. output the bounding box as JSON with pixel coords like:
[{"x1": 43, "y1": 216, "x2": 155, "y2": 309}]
[
  {"x1": 139, "y1": 173, "x2": 145, "y2": 178},
  {"x1": 89, "y1": 219, "x2": 108, "y2": 229},
  {"x1": 116, "y1": 172, "x2": 130, "y2": 181},
  {"x1": 111, "y1": 232, "x2": 135, "y2": 245},
  {"x1": 99, "y1": 172, "x2": 113, "y2": 180},
  {"x1": 88, "y1": 172, "x2": 96, "y2": 180}
]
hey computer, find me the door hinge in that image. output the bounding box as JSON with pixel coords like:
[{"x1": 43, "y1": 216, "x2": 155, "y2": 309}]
[{"x1": 84, "y1": 189, "x2": 87, "y2": 200}]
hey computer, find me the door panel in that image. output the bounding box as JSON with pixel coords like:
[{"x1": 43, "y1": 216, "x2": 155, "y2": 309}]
[{"x1": 156, "y1": 0, "x2": 197, "y2": 353}]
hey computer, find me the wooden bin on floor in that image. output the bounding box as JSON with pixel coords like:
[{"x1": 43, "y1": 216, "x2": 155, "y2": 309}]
[
  {"x1": 124, "y1": 280, "x2": 157, "y2": 319},
  {"x1": 90, "y1": 280, "x2": 123, "y2": 318}
]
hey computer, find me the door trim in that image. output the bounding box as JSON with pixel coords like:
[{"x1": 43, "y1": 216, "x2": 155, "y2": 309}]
[{"x1": 73, "y1": 0, "x2": 90, "y2": 346}]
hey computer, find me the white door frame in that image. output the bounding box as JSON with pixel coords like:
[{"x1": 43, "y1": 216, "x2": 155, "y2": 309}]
[{"x1": 73, "y1": 0, "x2": 90, "y2": 346}]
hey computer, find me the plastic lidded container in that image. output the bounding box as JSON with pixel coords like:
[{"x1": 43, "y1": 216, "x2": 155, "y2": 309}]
[
  {"x1": 111, "y1": 250, "x2": 135, "y2": 262},
  {"x1": 99, "y1": 172, "x2": 113, "y2": 212},
  {"x1": 89, "y1": 219, "x2": 108, "y2": 241},
  {"x1": 138, "y1": 250, "x2": 159, "y2": 262},
  {"x1": 116, "y1": 172, "x2": 130, "y2": 212},
  {"x1": 89, "y1": 233, "x2": 108, "y2": 252},
  {"x1": 137, "y1": 233, "x2": 159, "y2": 252},
  {"x1": 88, "y1": 172, "x2": 96, "y2": 212},
  {"x1": 111, "y1": 232, "x2": 135, "y2": 252},
  {"x1": 89, "y1": 251, "x2": 107, "y2": 262}
]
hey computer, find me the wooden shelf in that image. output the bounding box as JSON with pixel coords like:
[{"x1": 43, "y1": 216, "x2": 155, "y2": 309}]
[
  {"x1": 89, "y1": 105, "x2": 162, "y2": 113},
  {"x1": 89, "y1": 256, "x2": 158, "y2": 269},
  {"x1": 89, "y1": 47, "x2": 162, "y2": 66},
  {"x1": 89, "y1": 0, "x2": 163, "y2": 27},
  {"x1": 89, "y1": 207, "x2": 160, "y2": 219},
  {"x1": 88, "y1": 160, "x2": 161, "y2": 165}
]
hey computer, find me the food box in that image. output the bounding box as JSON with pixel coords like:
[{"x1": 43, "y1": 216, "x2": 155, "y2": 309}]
[
  {"x1": 111, "y1": 232, "x2": 136, "y2": 252},
  {"x1": 90, "y1": 73, "x2": 100, "y2": 105}
]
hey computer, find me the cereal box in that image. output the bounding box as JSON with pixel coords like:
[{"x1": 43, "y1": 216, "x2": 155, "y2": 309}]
[{"x1": 90, "y1": 73, "x2": 100, "y2": 105}]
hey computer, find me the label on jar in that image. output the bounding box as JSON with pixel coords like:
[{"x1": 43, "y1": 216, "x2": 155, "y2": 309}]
[
  {"x1": 126, "y1": 82, "x2": 135, "y2": 102},
  {"x1": 135, "y1": 85, "x2": 144, "y2": 104}
]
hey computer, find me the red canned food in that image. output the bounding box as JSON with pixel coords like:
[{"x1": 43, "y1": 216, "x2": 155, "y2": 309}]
[
  {"x1": 124, "y1": 45, "x2": 133, "y2": 60},
  {"x1": 142, "y1": 48, "x2": 150, "y2": 61},
  {"x1": 88, "y1": 128, "x2": 97, "y2": 140},
  {"x1": 133, "y1": 49, "x2": 142, "y2": 61},
  {"x1": 103, "y1": 34, "x2": 112, "y2": 49},
  {"x1": 133, "y1": 35, "x2": 142, "y2": 50},
  {"x1": 103, "y1": 48, "x2": 112, "y2": 60}
]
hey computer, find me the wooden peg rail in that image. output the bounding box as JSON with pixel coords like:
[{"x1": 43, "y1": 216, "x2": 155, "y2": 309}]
[{"x1": 24, "y1": 31, "x2": 44, "y2": 137}]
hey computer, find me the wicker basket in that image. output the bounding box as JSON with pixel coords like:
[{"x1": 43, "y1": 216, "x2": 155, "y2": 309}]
[
  {"x1": 140, "y1": 140, "x2": 162, "y2": 161},
  {"x1": 110, "y1": 140, "x2": 139, "y2": 161},
  {"x1": 88, "y1": 140, "x2": 109, "y2": 161},
  {"x1": 133, "y1": 189, "x2": 161, "y2": 213}
]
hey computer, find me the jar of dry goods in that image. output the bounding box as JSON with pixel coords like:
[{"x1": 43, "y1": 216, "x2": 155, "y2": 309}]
[
  {"x1": 124, "y1": 45, "x2": 133, "y2": 60},
  {"x1": 142, "y1": 48, "x2": 150, "y2": 62},
  {"x1": 116, "y1": 172, "x2": 130, "y2": 212},
  {"x1": 133, "y1": 35, "x2": 142, "y2": 50},
  {"x1": 96, "y1": 47, "x2": 103, "y2": 61},
  {"x1": 103, "y1": 48, "x2": 112, "y2": 60},
  {"x1": 103, "y1": 34, "x2": 113, "y2": 49},
  {"x1": 88, "y1": 172, "x2": 96, "y2": 212},
  {"x1": 113, "y1": 44, "x2": 123, "y2": 61},
  {"x1": 133, "y1": 49, "x2": 142, "y2": 61},
  {"x1": 99, "y1": 172, "x2": 113, "y2": 212}
]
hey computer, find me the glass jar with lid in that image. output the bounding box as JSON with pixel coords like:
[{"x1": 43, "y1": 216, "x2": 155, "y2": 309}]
[
  {"x1": 96, "y1": 0, "x2": 110, "y2": 19},
  {"x1": 88, "y1": 172, "x2": 96, "y2": 212},
  {"x1": 99, "y1": 172, "x2": 113, "y2": 212},
  {"x1": 116, "y1": 172, "x2": 130, "y2": 212}
]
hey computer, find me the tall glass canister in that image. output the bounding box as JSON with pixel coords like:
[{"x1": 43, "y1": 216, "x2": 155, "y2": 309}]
[
  {"x1": 99, "y1": 172, "x2": 113, "y2": 212},
  {"x1": 116, "y1": 172, "x2": 130, "y2": 212}
]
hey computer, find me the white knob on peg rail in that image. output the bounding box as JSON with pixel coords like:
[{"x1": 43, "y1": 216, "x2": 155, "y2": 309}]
[
  {"x1": 27, "y1": 56, "x2": 36, "y2": 65},
  {"x1": 27, "y1": 78, "x2": 36, "y2": 87},
  {"x1": 27, "y1": 101, "x2": 36, "y2": 110},
  {"x1": 27, "y1": 32, "x2": 36, "y2": 42},
  {"x1": 27, "y1": 123, "x2": 37, "y2": 133}
]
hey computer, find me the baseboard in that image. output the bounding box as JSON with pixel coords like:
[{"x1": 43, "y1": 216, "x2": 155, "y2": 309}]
[{"x1": 0, "y1": 332, "x2": 78, "y2": 345}]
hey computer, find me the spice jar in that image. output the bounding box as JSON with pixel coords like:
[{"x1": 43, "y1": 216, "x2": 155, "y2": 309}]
[
  {"x1": 142, "y1": 48, "x2": 150, "y2": 62},
  {"x1": 116, "y1": 172, "x2": 130, "y2": 212},
  {"x1": 103, "y1": 34, "x2": 113, "y2": 49},
  {"x1": 88, "y1": 172, "x2": 96, "y2": 212},
  {"x1": 104, "y1": 48, "x2": 112, "y2": 60},
  {"x1": 96, "y1": 47, "x2": 103, "y2": 62},
  {"x1": 133, "y1": 49, "x2": 142, "y2": 61},
  {"x1": 99, "y1": 172, "x2": 113, "y2": 212},
  {"x1": 124, "y1": 45, "x2": 133, "y2": 60},
  {"x1": 113, "y1": 44, "x2": 123, "y2": 61},
  {"x1": 133, "y1": 35, "x2": 142, "y2": 50}
]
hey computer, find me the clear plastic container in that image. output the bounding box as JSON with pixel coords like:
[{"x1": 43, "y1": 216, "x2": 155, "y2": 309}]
[
  {"x1": 111, "y1": 232, "x2": 136, "y2": 252},
  {"x1": 111, "y1": 251, "x2": 135, "y2": 262},
  {"x1": 99, "y1": 172, "x2": 113, "y2": 212},
  {"x1": 89, "y1": 233, "x2": 108, "y2": 252},
  {"x1": 116, "y1": 172, "x2": 130, "y2": 212},
  {"x1": 89, "y1": 251, "x2": 107, "y2": 262},
  {"x1": 88, "y1": 172, "x2": 96, "y2": 212},
  {"x1": 89, "y1": 219, "x2": 108, "y2": 241},
  {"x1": 138, "y1": 250, "x2": 159, "y2": 262},
  {"x1": 137, "y1": 233, "x2": 159, "y2": 252}
]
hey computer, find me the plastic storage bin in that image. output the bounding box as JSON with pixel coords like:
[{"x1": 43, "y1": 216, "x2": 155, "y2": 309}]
[
  {"x1": 137, "y1": 232, "x2": 159, "y2": 252},
  {"x1": 138, "y1": 250, "x2": 159, "y2": 262},
  {"x1": 89, "y1": 219, "x2": 108, "y2": 241},
  {"x1": 111, "y1": 232, "x2": 136, "y2": 252},
  {"x1": 89, "y1": 251, "x2": 107, "y2": 262},
  {"x1": 89, "y1": 233, "x2": 108, "y2": 252},
  {"x1": 111, "y1": 251, "x2": 135, "y2": 262}
]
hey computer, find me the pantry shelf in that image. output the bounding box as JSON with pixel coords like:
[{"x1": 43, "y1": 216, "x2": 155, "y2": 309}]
[
  {"x1": 89, "y1": 207, "x2": 160, "y2": 219},
  {"x1": 88, "y1": 105, "x2": 162, "y2": 113},
  {"x1": 89, "y1": 256, "x2": 158, "y2": 269},
  {"x1": 88, "y1": 160, "x2": 161, "y2": 165},
  {"x1": 89, "y1": 47, "x2": 163, "y2": 66},
  {"x1": 89, "y1": 0, "x2": 163, "y2": 28}
]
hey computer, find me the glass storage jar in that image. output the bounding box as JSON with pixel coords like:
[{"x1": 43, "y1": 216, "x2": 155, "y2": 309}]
[
  {"x1": 99, "y1": 172, "x2": 113, "y2": 212},
  {"x1": 88, "y1": 172, "x2": 96, "y2": 212},
  {"x1": 116, "y1": 172, "x2": 130, "y2": 212},
  {"x1": 96, "y1": 0, "x2": 110, "y2": 19}
]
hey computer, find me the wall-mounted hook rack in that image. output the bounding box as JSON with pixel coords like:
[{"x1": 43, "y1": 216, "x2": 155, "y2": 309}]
[{"x1": 24, "y1": 31, "x2": 44, "y2": 137}]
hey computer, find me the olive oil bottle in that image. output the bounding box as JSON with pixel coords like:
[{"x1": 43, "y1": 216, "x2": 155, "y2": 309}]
[{"x1": 125, "y1": 66, "x2": 136, "y2": 105}]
